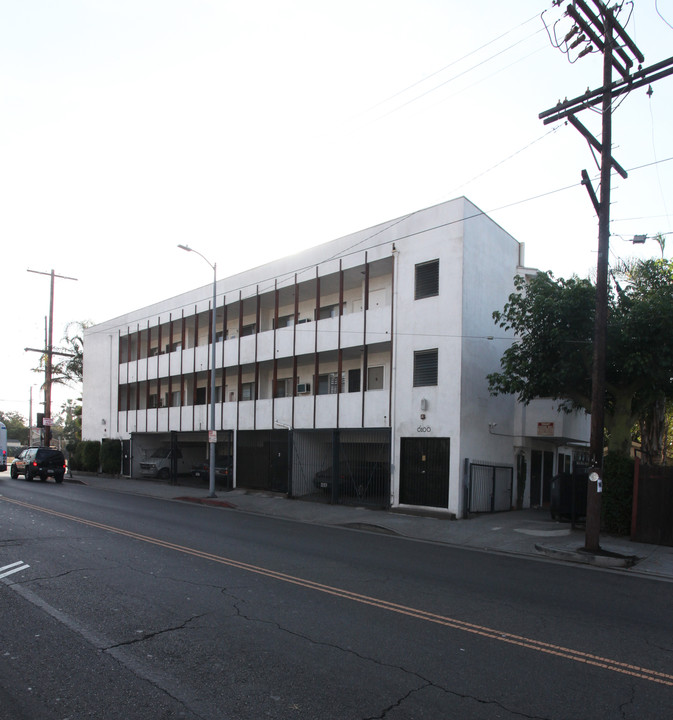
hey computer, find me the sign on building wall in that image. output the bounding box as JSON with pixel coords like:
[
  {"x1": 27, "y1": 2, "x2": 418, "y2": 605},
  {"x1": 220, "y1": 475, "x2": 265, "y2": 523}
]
[{"x1": 537, "y1": 422, "x2": 554, "y2": 437}]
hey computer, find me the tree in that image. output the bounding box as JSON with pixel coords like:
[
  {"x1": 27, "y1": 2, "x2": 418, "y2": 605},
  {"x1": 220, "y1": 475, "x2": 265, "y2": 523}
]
[
  {"x1": 33, "y1": 320, "x2": 90, "y2": 389},
  {"x1": 0, "y1": 411, "x2": 29, "y2": 445},
  {"x1": 488, "y1": 260, "x2": 673, "y2": 456},
  {"x1": 59, "y1": 399, "x2": 82, "y2": 451}
]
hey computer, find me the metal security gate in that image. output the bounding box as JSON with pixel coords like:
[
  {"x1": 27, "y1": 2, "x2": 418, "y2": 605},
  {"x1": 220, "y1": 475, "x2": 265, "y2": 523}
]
[
  {"x1": 291, "y1": 429, "x2": 390, "y2": 508},
  {"x1": 468, "y1": 462, "x2": 513, "y2": 513},
  {"x1": 237, "y1": 430, "x2": 289, "y2": 493},
  {"x1": 399, "y1": 437, "x2": 450, "y2": 508},
  {"x1": 122, "y1": 439, "x2": 131, "y2": 477}
]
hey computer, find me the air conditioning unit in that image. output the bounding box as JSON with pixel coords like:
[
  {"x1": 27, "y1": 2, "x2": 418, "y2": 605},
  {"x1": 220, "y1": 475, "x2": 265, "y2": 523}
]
[{"x1": 297, "y1": 383, "x2": 311, "y2": 394}]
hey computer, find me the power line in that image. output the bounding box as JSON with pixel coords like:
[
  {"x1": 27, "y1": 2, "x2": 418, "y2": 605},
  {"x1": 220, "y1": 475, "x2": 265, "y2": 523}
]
[
  {"x1": 85, "y1": 152, "x2": 673, "y2": 338},
  {"x1": 362, "y1": 13, "x2": 542, "y2": 116},
  {"x1": 375, "y1": 26, "x2": 546, "y2": 122}
]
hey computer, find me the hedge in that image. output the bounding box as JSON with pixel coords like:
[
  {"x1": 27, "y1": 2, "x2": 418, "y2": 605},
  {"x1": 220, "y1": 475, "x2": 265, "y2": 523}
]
[
  {"x1": 601, "y1": 454, "x2": 634, "y2": 536},
  {"x1": 100, "y1": 439, "x2": 122, "y2": 474}
]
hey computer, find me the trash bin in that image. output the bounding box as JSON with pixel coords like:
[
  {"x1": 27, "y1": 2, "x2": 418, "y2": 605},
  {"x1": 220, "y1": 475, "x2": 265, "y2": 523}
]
[{"x1": 550, "y1": 471, "x2": 588, "y2": 521}]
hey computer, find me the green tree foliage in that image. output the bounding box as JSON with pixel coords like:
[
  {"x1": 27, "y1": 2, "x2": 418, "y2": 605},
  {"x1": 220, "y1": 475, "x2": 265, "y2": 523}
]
[
  {"x1": 488, "y1": 260, "x2": 673, "y2": 455},
  {"x1": 0, "y1": 411, "x2": 29, "y2": 445},
  {"x1": 33, "y1": 320, "x2": 90, "y2": 389},
  {"x1": 59, "y1": 399, "x2": 82, "y2": 451}
]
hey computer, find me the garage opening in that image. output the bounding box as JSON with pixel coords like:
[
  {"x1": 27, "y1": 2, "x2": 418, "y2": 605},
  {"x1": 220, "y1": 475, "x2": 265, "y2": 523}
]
[{"x1": 290, "y1": 429, "x2": 391, "y2": 508}]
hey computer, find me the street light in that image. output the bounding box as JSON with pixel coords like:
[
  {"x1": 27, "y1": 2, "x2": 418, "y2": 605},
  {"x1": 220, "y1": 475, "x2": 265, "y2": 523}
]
[{"x1": 178, "y1": 244, "x2": 217, "y2": 498}]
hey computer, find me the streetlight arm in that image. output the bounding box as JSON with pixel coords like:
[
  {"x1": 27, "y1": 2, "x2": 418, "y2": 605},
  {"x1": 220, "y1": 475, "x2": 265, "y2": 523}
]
[{"x1": 177, "y1": 244, "x2": 215, "y2": 271}]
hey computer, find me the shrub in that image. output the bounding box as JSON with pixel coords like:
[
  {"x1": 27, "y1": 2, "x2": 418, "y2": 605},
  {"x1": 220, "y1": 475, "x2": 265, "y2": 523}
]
[
  {"x1": 602, "y1": 454, "x2": 634, "y2": 535},
  {"x1": 100, "y1": 439, "x2": 121, "y2": 475},
  {"x1": 79, "y1": 441, "x2": 101, "y2": 473}
]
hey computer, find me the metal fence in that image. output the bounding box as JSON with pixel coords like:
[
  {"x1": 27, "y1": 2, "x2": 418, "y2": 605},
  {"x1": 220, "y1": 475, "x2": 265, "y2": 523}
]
[
  {"x1": 632, "y1": 461, "x2": 673, "y2": 546},
  {"x1": 291, "y1": 429, "x2": 391, "y2": 508},
  {"x1": 467, "y1": 461, "x2": 513, "y2": 513}
]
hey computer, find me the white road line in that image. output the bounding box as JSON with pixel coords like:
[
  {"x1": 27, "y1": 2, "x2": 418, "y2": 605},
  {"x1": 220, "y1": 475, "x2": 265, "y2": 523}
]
[
  {"x1": 0, "y1": 561, "x2": 25, "y2": 571},
  {"x1": 0, "y1": 561, "x2": 30, "y2": 579}
]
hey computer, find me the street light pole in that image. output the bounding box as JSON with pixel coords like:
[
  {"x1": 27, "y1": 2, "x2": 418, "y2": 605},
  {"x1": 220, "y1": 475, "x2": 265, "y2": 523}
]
[{"x1": 178, "y1": 244, "x2": 218, "y2": 498}]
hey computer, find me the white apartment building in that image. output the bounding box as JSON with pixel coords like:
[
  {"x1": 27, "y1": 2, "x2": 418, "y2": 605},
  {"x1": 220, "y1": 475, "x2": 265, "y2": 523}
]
[{"x1": 82, "y1": 198, "x2": 590, "y2": 516}]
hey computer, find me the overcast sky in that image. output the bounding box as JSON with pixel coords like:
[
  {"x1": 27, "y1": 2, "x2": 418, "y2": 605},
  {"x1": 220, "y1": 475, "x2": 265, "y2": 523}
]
[{"x1": 1, "y1": 0, "x2": 672, "y2": 422}]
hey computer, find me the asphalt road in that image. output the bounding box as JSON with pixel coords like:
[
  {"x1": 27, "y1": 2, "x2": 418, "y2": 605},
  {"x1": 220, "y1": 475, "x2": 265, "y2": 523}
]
[{"x1": 1, "y1": 476, "x2": 672, "y2": 719}]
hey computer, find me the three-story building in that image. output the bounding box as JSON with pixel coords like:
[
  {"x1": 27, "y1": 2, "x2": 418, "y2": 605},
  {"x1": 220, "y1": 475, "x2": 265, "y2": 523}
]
[{"x1": 82, "y1": 197, "x2": 590, "y2": 516}]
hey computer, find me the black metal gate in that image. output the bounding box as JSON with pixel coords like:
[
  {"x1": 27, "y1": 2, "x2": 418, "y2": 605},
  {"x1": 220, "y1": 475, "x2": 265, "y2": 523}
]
[
  {"x1": 399, "y1": 437, "x2": 450, "y2": 508},
  {"x1": 291, "y1": 429, "x2": 390, "y2": 508},
  {"x1": 122, "y1": 439, "x2": 131, "y2": 477},
  {"x1": 467, "y1": 461, "x2": 513, "y2": 513},
  {"x1": 236, "y1": 430, "x2": 289, "y2": 492}
]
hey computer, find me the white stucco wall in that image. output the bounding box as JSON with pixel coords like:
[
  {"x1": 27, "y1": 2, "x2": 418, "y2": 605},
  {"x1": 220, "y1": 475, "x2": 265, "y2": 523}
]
[{"x1": 82, "y1": 198, "x2": 587, "y2": 517}]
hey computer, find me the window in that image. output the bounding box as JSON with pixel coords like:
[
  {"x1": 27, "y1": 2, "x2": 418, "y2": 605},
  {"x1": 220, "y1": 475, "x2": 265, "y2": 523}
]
[
  {"x1": 241, "y1": 323, "x2": 256, "y2": 337},
  {"x1": 318, "y1": 372, "x2": 344, "y2": 395},
  {"x1": 195, "y1": 387, "x2": 207, "y2": 405},
  {"x1": 558, "y1": 453, "x2": 571, "y2": 473},
  {"x1": 415, "y1": 260, "x2": 439, "y2": 300},
  {"x1": 171, "y1": 390, "x2": 182, "y2": 407},
  {"x1": 274, "y1": 314, "x2": 294, "y2": 329},
  {"x1": 348, "y1": 368, "x2": 361, "y2": 392},
  {"x1": 241, "y1": 382, "x2": 255, "y2": 401},
  {"x1": 413, "y1": 349, "x2": 438, "y2": 386},
  {"x1": 367, "y1": 366, "x2": 384, "y2": 390},
  {"x1": 275, "y1": 378, "x2": 292, "y2": 398},
  {"x1": 317, "y1": 303, "x2": 343, "y2": 320}
]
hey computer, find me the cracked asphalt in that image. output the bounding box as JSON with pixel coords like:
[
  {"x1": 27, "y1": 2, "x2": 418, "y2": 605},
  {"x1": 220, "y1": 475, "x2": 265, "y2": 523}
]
[{"x1": 1, "y1": 474, "x2": 672, "y2": 719}]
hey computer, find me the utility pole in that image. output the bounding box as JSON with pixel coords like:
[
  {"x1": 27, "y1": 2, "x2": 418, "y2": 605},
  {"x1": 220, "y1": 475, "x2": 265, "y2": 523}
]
[
  {"x1": 26, "y1": 269, "x2": 78, "y2": 447},
  {"x1": 540, "y1": 1, "x2": 673, "y2": 552}
]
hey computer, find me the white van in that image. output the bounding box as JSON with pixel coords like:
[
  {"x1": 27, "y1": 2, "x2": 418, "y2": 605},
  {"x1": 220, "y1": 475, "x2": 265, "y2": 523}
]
[{"x1": 139, "y1": 446, "x2": 187, "y2": 479}]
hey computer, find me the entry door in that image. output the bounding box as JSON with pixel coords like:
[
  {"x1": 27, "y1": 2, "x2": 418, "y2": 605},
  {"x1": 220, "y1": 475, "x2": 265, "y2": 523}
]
[
  {"x1": 530, "y1": 450, "x2": 554, "y2": 507},
  {"x1": 400, "y1": 437, "x2": 450, "y2": 508}
]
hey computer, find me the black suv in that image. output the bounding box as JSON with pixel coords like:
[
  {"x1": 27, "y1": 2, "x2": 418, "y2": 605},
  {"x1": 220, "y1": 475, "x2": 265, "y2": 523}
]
[{"x1": 10, "y1": 447, "x2": 66, "y2": 483}]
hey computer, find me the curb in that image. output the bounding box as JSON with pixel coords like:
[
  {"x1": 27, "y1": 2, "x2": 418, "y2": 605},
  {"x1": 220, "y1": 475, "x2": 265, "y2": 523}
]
[
  {"x1": 535, "y1": 543, "x2": 638, "y2": 568},
  {"x1": 173, "y1": 496, "x2": 237, "y2": 509}
]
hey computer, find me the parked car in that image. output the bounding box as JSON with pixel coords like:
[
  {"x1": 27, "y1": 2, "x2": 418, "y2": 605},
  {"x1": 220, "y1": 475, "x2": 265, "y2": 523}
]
[
  {"x1": 191, "y1": 456, "x2": 233, "y2": 484},
  {"x1": 10, "y1": 447, "x2": 66, "y2": 483},
  {"x1": 313, "y1": 461, "x2": 388, "y2": 496},
  {"x1": 139, "y1": 447, "x2": 185, "y2": 479}
]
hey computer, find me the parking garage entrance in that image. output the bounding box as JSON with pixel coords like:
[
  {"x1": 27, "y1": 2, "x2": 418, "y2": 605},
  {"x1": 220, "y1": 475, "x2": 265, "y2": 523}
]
[
  {"x1": 290, "y1": 429, "x2": 391, "y2": 508},
  {"x1": 236, "y1": 430, "x2": 290, "y2": 493}
]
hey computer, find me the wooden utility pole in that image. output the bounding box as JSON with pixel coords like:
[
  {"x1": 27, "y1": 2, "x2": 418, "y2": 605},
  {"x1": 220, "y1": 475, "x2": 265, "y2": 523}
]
[
  {"x1": 540, "y1": 1, "x2": 673, "y2": 551},
  {"x1": 26, "y1": 269, "x2": 78, "y2": 447},
  {"x1": 584, "y1": 9, "x2": 614, "y2": 552}
]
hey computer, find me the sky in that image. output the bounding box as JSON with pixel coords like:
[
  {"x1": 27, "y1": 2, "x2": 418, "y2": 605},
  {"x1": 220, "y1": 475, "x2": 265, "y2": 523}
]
[{"x1": 1, "y1": 0, "x2": 672, "y2": 423}]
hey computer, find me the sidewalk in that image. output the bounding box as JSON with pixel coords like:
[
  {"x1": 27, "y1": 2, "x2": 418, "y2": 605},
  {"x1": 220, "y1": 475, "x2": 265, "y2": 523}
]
[{"x1": 69, "y1": 473, "x2": 673, "y2": 581}]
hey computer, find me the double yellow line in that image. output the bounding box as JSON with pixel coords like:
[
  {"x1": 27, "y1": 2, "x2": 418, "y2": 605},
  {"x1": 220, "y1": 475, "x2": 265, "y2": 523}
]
[{"x1": 4, "y1": 495, "x2": 672, "y2": 687}]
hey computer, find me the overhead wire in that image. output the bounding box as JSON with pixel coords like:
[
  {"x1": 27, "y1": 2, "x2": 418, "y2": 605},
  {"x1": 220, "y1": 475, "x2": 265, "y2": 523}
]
[
  {"x1": 83, "y1": 150, "x2": 673, "y2": 339},
  {"x1": 656, "y1": 0, "x2": 673, "y2": 30},
  {"x1": 84, "y1": 3, "x2": 672, "y2": 334},
  {"x1": 362, "y1": 12, "x2": 542, "y2": 115},
  {"x1": 375, "y1": 26, "x2": 546, "y2": 122}
]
